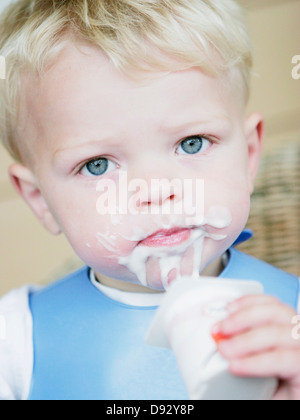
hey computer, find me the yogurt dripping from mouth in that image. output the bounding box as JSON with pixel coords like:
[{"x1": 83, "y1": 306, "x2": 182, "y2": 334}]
[{"x1": 118, "y1": 206, "x2": 232, "y2": 290}]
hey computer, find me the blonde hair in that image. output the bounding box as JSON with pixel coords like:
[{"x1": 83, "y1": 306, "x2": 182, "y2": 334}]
[{"x1": 0, "y1": 0, "x2": 252, "y2": 162}]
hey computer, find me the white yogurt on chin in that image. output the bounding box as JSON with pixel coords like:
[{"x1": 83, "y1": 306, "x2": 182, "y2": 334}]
[{"x1": 118, "y1": 207, "x2": 232, "y2": 289}]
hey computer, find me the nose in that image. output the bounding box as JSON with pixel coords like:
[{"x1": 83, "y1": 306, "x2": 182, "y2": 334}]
[
  {"x1": 127, "y1": 154, "x2": 186, "y2": 213},
  {"x1": 134, "y1": 177, "x2": 184, "y2": 210}
]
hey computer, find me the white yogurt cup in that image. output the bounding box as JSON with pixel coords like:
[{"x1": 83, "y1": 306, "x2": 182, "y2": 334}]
[{"x1": 146, "y1": 277, "x2": 277, "y2": 400}]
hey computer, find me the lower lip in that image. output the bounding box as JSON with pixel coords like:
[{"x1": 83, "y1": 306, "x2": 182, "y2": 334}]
[{"x1": 139, "y1": 228, "x2": 192, "y2": 248}]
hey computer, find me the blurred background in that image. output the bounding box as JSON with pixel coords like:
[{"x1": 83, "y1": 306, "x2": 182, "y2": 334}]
[{"x1": 0, "y1": 0, "x2": 299, "y2": 296}]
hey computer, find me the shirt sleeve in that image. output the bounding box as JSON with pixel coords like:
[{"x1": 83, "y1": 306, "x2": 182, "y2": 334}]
[{"x1": 0, "y1": 285, "x2": 37, "y2": 400}]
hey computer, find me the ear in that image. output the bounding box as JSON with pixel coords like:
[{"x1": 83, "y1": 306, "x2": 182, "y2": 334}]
[
  {"x1": 9, "y1": 163, "x2": 62, "y2": 235},
  {"x1": 245, "y1": 112, "x2": 264, "y2": 194}
]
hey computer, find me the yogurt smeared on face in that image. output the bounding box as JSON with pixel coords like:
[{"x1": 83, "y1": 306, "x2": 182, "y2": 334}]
[{"x1": 118, "y1": 206, "x2": 232, "y2": 289}]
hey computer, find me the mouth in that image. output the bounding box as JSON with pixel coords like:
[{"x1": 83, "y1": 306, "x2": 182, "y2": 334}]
[{"x1": 138, "y1": 227, "x2": 193, "y2": 248}]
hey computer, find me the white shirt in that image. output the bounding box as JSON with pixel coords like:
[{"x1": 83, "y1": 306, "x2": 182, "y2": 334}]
[
  {"x1": 0, "y1": 285, "x2": 37, "y2": 400},
  {"x1": 0, "y1": 273, "x2": 299, "y2": 400}
]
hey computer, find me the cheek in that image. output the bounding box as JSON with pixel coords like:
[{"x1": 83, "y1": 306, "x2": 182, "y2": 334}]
[
  {"x1": 203, "y1": 170, "x2": 251, "y2": 240},
  {"x1": 221, "y1": 193, "x2": 251, "y2": 251},
  {"x1": 66, "y1": 220, "x2": 135, "y2": 260},
  {"x1": 50, "y1": 192, "x2": 135, "y2": 266},
  {"x1": 200, "y1": 183, "x2": 250, "y2": 271}
]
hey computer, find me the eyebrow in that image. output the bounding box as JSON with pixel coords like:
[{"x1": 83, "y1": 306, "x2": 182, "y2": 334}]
[
  {"x1": 53, "y1": 137, "x2": 119, "y2": 157},
  {"x1": 53, "y1": 115, "x2": 231, "y2": 157},
  {"x1": 160, "y1": 115, "x2": 232, "y2": 135}
]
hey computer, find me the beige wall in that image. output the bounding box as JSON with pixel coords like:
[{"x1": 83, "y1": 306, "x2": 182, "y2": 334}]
[
  {"x1": 0, "y1": 0, "x2": 300, "y2": 296},
  {"x1": 240, "y1": 0, "x2": 300, "y2": 148}
]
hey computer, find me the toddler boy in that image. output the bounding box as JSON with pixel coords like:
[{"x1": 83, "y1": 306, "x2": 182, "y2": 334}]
[{"x1": 0, "y1": 0, "x2": 299, "y2": 400}]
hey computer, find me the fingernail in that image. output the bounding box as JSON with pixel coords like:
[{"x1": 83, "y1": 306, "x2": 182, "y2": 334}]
[
  {"x1": 211, "y1": 323, "x2": 230, "y2": 345},
  {"x1": 212, "y1": 332, "x2": 229, "y2": 345}
]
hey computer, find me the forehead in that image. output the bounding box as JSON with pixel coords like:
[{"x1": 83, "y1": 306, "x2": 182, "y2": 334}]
[{"x1": 18, "y1": 41, "x2": 239, "y2": 162}]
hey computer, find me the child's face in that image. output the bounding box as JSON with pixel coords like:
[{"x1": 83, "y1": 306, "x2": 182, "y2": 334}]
[{"x1": 13, "y1": 42, "x2": 263, "y2": 291}]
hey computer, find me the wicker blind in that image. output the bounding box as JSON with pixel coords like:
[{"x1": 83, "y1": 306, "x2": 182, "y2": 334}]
[{"x1": 238, "y1": 141, "x2": 300, "y2": 276}]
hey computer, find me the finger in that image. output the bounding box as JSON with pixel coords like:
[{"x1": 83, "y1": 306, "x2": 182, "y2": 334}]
[
  {"x1": 227, "y1": 294, "x2": 285, "y2": 313},
  {"x1": 228, "y1": 349, "x2": 300, "y2": 381},
  {"x1": 218, "y1": 325, "x2": 300, "y2": 360},
  {"x1": 215, "y1": 301, "x2": 296, "y2": 336}
]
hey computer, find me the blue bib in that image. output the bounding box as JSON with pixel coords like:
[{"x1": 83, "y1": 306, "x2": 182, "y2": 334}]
[{"x1": 28, "y1": 244, "x2": 299, "y2": 400}]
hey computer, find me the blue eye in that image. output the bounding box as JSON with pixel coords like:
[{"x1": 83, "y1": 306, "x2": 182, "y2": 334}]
[
  {"x1": 80, "y1": 158, "x2": 116, "y2": 177},
  {"x1": 177, "y1": 136, "x2": 210, "y2": 155}
]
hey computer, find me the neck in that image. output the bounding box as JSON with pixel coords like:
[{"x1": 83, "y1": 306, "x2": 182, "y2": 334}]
[{"x1": 95, "y1": 255, "x2": 225, "y2": 294}]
